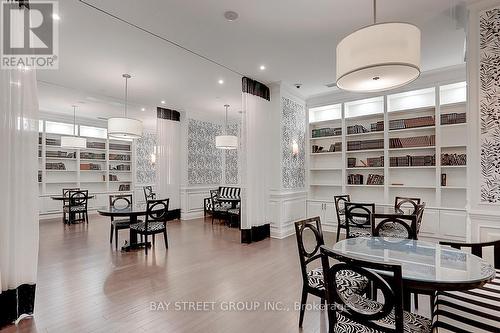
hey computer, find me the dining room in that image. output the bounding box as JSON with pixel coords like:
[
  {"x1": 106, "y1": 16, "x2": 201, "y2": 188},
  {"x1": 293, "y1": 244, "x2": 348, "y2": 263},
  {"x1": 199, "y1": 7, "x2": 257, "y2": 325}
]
[{"x1": 1, "y1": 0, "x2": 500, "y2": 332}]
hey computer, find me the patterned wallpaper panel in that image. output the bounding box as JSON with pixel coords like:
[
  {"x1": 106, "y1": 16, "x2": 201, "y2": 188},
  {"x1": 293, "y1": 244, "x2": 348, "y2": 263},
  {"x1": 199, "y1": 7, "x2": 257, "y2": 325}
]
[
  {"x1": 188, "y1": 118, "x2": 223, "y2": 185},
  {"x1": 480, "y1": 7, "x2": 500, "y2": 203},
  {"x1": 225, "y1": 122, "x2": 239, "y2": 185},
  {"x1": 136, "y1": 132, "x2": 157, "y2": 185},
  {"x1": 281, "y1": 97, "x2": 306, "y2": 189}
]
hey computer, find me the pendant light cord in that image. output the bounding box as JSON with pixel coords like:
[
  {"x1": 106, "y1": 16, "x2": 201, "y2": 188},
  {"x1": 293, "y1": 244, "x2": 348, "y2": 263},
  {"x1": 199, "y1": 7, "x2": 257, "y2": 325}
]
[
  {"x1": 224, "y1": 105, "x2": 229, "y2": 134},
  {"x1": 124, "y1": 76, "x2": 128, "y2": 117},
  {"x1": 373, "y1": 0, "x2": 377, "y2": 24},
  {"x1": 72, "y1": 105, "x2": 77, "y2": 136}
]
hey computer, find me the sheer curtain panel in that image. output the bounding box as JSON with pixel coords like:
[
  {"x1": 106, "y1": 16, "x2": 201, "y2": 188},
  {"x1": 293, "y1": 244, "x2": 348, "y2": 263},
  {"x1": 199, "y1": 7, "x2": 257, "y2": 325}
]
[{"x1": 0, "y1": 41, "x2": 40, "y2": 329}]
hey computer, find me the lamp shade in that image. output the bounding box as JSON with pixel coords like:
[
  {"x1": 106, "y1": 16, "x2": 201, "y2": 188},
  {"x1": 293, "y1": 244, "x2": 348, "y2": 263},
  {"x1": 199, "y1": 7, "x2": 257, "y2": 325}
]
[
  {"x1": 60, "y1": 136, "x2": 87, "y2": 149},
  {"x1": 215, "y1": 135, "x2": 238, "y2": 150},
  {"x1": 108, "y1": 117, "x2": 143, "y2": 139},
  {"x1": 336, "y1": 22, "x2": 421, "y2": 92}
]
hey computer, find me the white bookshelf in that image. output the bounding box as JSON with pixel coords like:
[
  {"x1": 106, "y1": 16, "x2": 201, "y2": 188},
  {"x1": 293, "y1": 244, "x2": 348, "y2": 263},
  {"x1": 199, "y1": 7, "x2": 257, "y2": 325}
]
[
  {"x1": 38, "y1": 121, "x2": 135, "y2": 216},
  {"x1": 307, "y1": 82, "x2": 467, "y2": 241}
]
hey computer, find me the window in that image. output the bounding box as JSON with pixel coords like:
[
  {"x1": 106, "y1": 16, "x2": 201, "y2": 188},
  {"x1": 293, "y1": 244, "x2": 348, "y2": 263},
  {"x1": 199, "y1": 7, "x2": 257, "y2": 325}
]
[
  {"x1": 79, "y1": 125, "x2": 107, "y2": 139},
  {"x1": 45, "y1": 121, "x2": 76, "y2": 135}
]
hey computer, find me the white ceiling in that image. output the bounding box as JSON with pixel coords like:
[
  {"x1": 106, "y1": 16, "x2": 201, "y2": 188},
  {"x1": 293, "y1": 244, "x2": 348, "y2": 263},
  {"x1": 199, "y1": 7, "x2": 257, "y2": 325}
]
[{"x1": 38, "y1": 0, "x2": 471, "y2": 125}]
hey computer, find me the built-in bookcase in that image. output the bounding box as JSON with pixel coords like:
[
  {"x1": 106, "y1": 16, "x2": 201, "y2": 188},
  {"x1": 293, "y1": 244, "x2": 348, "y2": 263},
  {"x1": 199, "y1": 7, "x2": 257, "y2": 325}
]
[
  {"x1": 38, "y1": 120, "x2": 134, "y2": 216},
  {"x1": 307, "y1": 82, "x2": 467, "y2": 241}
]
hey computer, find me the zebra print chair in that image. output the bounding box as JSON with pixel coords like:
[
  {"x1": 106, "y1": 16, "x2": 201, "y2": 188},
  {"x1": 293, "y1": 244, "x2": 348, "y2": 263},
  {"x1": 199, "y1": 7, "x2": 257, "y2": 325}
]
[
  {"x1": 432, "y1": 240, "x2": 500, "y2": 332},
  {"x1": 320, "y1": 246, "x2": 431, "y2": 333},
  {"x1": 294, "y1": 217, "x2": 369, "y2": 328}
]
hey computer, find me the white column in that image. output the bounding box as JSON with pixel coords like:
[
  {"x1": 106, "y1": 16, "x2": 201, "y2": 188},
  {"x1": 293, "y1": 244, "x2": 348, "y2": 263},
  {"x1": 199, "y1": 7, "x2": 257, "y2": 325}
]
[{"x1": 156, "y1": 108, "x2": 181, "y2": 210}]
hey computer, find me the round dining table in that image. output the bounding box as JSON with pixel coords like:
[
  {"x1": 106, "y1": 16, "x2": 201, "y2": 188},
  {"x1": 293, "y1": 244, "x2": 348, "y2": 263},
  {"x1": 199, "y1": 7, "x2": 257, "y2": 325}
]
[
  {"x1": 332, "y1": 237, "x2": 496, "y2": 309},
  {"x1": 98, "y1": 203, "x2": 165, "y2": 251},
  {"x1": 51, "y1": 195, "x2": 95, "y2": 224}
]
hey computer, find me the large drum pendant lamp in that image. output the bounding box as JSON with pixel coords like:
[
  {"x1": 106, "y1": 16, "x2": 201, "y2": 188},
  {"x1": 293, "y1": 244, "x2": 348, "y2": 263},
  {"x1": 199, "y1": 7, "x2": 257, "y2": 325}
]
[
  {"x1": 61, "y1": 105, "x2": 87, "y2": 149},
  {"x1": 108, "y1": 74, "x2": 143, "y2": 139},
  {"x1": 336, "y1": 0, "x2": 421, "y2": 92},
  {"x1": 216, "y1": 104, "x2": 238, "y2": 150}
]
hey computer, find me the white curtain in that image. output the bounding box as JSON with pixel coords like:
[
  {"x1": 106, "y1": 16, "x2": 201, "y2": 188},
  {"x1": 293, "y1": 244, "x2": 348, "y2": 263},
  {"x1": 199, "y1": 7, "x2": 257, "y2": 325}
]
[
  {"x1": 0, "y1": 65, "x2": 40, "y2": 325},
  {"x1": 156, "y1": 118, "x2": 181, "y2": 209},
  {"x1": 240, "y1": 89, "x2": 271, "y2": 230}
]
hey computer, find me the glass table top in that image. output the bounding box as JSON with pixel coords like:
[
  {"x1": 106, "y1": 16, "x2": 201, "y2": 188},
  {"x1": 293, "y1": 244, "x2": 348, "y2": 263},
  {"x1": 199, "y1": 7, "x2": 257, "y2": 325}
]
[{"x1": 332, "y1": 237, "x2": 495, "y2": 285}]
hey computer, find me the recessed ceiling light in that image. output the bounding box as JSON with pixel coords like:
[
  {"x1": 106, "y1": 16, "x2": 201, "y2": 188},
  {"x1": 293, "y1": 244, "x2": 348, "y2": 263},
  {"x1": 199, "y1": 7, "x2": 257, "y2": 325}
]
[
  {"x1": 260, "y1": 65, "x2": 266, "y2": 71},
  {"x1": 141, "y1": 108, "x2": 146, "y2": 111},
  {"x1": 161, "y1": 100, "x2": 166, "y2": 104},
  {"x1": 52, "y1": 13, "x2": 60, "y2": 21},
  {"x1": 218, "y1": 79, "x2": 224, "y2": 85},
  {"x1": 224, "y1": 11, "x2": 239, "y2": 22}
]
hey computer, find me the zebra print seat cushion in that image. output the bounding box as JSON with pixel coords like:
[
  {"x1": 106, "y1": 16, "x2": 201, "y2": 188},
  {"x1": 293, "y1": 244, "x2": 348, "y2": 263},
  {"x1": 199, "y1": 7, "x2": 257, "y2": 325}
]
[
  {"x1": 432, "y1": 268, "x2": 500, "y2": 332},
  {"x1": 348, "y1": 226, "x2": 372, "y2": 238},
  {"x1": 307, "y1": 268, "x2": 369, "y2": 296},
  {"x1": 378, "y1": 222, "x2": 408, "y2": 238},
  {"x1": 227, "y1": 208, "x2": 240, "y2": 215},
  {"x1": 332, "y1": 310, "x2": 431, "y2": 333},
  {"x1": 63, "y1": 205, "x2": 86, "y2": 212},
  {"x1": 130, "y1": 221, "x2": 165, "y2": 233},
  {"x1": 111, "y1": 218, "x2": 131, "y2": 227}
]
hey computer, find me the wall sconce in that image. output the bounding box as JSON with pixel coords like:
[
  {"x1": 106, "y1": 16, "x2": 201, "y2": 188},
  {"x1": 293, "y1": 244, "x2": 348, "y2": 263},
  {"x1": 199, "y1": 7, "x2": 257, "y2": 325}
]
[{"x1": 292, "y1": 140, "x2": 299, "y2": 157}]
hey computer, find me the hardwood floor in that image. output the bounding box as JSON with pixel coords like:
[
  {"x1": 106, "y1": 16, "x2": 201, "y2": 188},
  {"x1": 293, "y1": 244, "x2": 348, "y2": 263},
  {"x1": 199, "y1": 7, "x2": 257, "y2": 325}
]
[{"x1": 1, "y1": 214, "x2": 430, "y2": 333}]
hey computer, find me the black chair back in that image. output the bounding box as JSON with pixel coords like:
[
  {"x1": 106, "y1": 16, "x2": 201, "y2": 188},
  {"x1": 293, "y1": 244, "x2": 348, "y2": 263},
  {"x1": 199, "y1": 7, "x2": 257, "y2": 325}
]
[
  {"x1": 320, "y1": 246, "x2": 404, "y2": 332},
  {"x1": 218, "y1": 186, "x2": 240, "y2": 198},
  {"x1": 334, "y1": 195, "x2": 350, "y2": 223},
  {"x1": 294, "y1": 217, "x2": 324, "y2": 285},
  {"x1": 395, "y1": 196, "x2": 421, "y2": 215},
  {"x1": 415, "y1": 203, "x2": 426, "y2": 235},
  {"x1": 143, "y1": 186, "x2": 156, "y2": 201},
  {"x1": 63, "y1": 188, "x2": 80, "y2": 197},
  {"x1": 374, "y1": 215, "x2": 417, "y2": 240},
  {"x1": 344, "y1": 202, "x2": 375, "y2": 238},
  {"x1": 145, "y1": 198, "x2": 169, "y2": 231},
  {"x1": 109, "y1": 194, "x2": 133, "y2": 210},
  {"x1": 69, "y1": 190, "x2": 88, "y2": 209},
  {"x1": 440, "y1": 239, "x2": 500, "y2": 269}
]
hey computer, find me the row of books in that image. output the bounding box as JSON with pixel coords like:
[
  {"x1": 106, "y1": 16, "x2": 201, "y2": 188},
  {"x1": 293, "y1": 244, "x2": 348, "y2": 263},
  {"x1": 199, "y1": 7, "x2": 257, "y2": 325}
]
[
  {"x1": 109, "y1": 143, "x2": 131, "y2": 151},
  {"x1": 347, "y1": 157, "x2": 384, "y2": 168},
  {"x1": 347, "y1": 125, "x2": 369, "y2": 134},
  {"x1": 347, "y1": 139, "x2": 384, "y2": 151},
  {"x1": 312, "y1": 143, "x2": 342, "y2": 153},
  {"x1": 46, "y1": 151, "x2": 76, "y2": 158},
  {"x1": 347, "y1": 174, "x2": 364, "y2": 185},
  {"x1": 367, "y1": 174, "x2": 384, "y2": 185},
  {"x1": 389, "y1": 135, "x2": 435, "y2": 148},
  {"x1": 80, "y1": 163, "x2": 102, "y2": 170},
  {"x1": 87, "y1": 142, "x2": 106, "y2": 149},
  {"x1": 45, "y1": 138, "x2": 59, "y2": 146},
  {"x1": 389, "y1": 116, "x2": 435, "y2": 130},
  {"x1": 312, "y1": 127, "x2": 342, "y2": 138},
  {"x1": 110, "y1": 164, "x2": 131, "y2": 171},
  {"x1": 441, "y1": 153, "x2": 466, "y2": 166},
  {"x1": 46, "y1": 162, "x2": 66, "y2": 170},
  {"x1": 119, "y1": 184, "x2": 131, "y2": 191},
  {"x1": 441, "y1": 113, "x2": 466, "y2": 125},
  {"x1": 109, "y1": 154, "x2": 131, "y2": 161},
  {"x1": 80, "y1": 152, "x2": 106, "y2": 160},
  {"x1": 370, "y1": 121, "x2": 384, "y2": 132},
  {"x1": 390, "y1": 155, "x2": 436, "y2": 167}
]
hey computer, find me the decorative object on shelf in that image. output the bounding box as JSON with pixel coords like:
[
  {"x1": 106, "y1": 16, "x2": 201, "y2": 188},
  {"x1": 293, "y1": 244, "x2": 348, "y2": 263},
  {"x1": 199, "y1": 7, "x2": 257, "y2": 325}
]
[
  {"x1": 441, "y1": 153, "x2": 466, "y2": 166},
  {"x1": 108, "y1": 74, "x2": 143, "y2": 139},
  {"x1": 441, "y1": 174, "x2": 447, "y2": 187},
  {"x1": 60, "y1": 105, "x2": 87, "y2": 149},
  {"x1": 336, "y1": 0, "x2": 421, "y2": 92},
  {"x1": 367, "y1": 174, "x2": 384, "y2": 185},
  {"x1": 215, "y1": 104, "x2": 238, "y2": 150}
]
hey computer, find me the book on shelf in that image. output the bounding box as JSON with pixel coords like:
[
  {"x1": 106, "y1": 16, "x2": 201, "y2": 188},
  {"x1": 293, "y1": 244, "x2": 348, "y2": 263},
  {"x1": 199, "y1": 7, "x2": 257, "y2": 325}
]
[
  {"x1": 390, "y1": 154, "x2": 435, "y2": 167},
  {"x1": 109, "y1": 153, "x2": 131, "y2": 161},
  {"x1": 441, "y1": 113, "x2": 466, "y2": 125},
  {"x1": 109, "y1": 143, "x2": 131, "y2": 151},
  {"x1": 389, "y1": 135, "x2": 435, "y2": 148},
  {"x1": 347, "y1": 139, "x2": 384, "y2": 151},
  {"x1": 80, "y1": 163, "x2": 101, "y2": 170},
  {"x1": 347, "y1": 125, "x2": 368, "y2": 135},
  {"x1": 86, "y1": 142, "x2": 106, "y2": 149},
  {"x1": 110, "y1": 164, "x2": 131, "y2": 171},
  {"x1": 311, "y1": 127, "x2": 342, "y2": 138},
  {"x1": 389, "y1": 116, "x2": 435, "y2": 130},
  {"x1": 45, "y1": 138, "x2": 60, "y2": 146},
  {"x1": 46, "y1": 162, "x2": 66, "y2": 170},
  {"x1": 347, "y1": 174, "x2": 364, "y2": 185},
  {"x1": 312, "y1": 143, "x2": 341, "y2": 153},
  {"x1": 370, "y1": 121, "x2": 384, "y2": 132},
  {"x1": 119, "y1": 184, "x2": 130, "y2": 191},
  {"x1": 441, "y1": 153, "x2": 466, "y2": 166},
  {"x1": 366, "y1": 174, "x2": 384, "y2": 185},
  {"x1": 80, "y1": 152, "x2": 106, "y2": 160},
  {"x1": 46, "y1": 151, "x2": 76, "y2": 158}
]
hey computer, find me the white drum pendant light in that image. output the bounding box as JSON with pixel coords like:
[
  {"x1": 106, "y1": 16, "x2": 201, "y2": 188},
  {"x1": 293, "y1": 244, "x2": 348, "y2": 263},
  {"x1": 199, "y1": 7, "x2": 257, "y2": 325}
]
[
  {"x1": 336, "y1": 0, "x2": 421, "y2": 92},
  {"x1": 108, "y1": 74, "x2": 143, "y2": 139},
  {"x1": 61, "y1": 105, "x2": 87, "y2": 149},
  {"x1": 216, "y1": 104, "x2": 238, "y2": 150}
]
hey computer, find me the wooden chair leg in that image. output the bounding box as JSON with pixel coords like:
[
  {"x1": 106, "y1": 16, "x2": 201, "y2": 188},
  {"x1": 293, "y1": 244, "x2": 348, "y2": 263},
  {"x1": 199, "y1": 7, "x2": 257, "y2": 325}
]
[
  {"x1": 414, "y1": 293, "x2": 419, "y2": 309},
  {"x1": 163, "y1": 229, "x2": 168, "y2": 249},
  {"x1": 299, "y1": 287, "x2": 308, "y2": 327},
  {"x1": 144, "y1": 235, "x2": 148, "y2": 255},
  {"x1": 152, "y1": 234, "x2": 156, "y2": 247},
  {"x1": 115, "y1": 228, "x2": 119, "y2": 250},
  {"x1": 86, "y1": 212, "x2": 89, "y2": 224},
  {"x1": 110, "y1": 225, "x2": 114, "y2": 244},
  {"x1": 336, "y1": 224, "x2": 341, "y2": 242}
]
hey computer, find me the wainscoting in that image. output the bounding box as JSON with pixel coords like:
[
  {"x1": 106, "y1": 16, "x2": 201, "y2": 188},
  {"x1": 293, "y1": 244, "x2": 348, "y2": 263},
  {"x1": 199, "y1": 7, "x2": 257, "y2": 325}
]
[
  {"x1": 180, "y1": 185, "x2": 215, "y2": 220},
  {"x1": 268, "y1": 190, "x2": 307, "y2": 239}
]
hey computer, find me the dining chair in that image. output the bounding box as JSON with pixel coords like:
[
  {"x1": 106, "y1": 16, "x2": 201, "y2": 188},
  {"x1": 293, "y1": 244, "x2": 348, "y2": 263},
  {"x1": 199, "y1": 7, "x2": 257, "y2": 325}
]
[
  {"x1": 129, "y1": 198, "x2": 169, "y2": 255},
  {"x1": 62, "y1": 187, "x2": 80, "y2": 224},
  {"x1": 64, "y1": 190, "x2": 88, "y2": 224},
  {"x1": 209, "y1": 190, "x2": 229, "y2": 225},
  {"x1": 415, "y1": 203, "x2": 426, "y2": 235},
  {"x1": 320, "y1": 246, "x2": 432, "y2": 333},
  {"x1": 373, "y1": 215, "x2": 417, "y2": 240},
  {"x1": 143, "y1": 186, "x2": 156, "y2": 201},
  {"x1": 334, "y1": 195, "x2": 350, "y2": 242},
  {"x1": 395, "y1": 196, "x2": 421, "y2": 215},
  {"x1": 432, "y1": 240, "x2": 500, "y2": 333},
  {"x1": 344, "y1": 202, "x2": 375, "y2": 238},
  {"x1": 294, "y1": 217, "x2": 369, "y2": 328},
  {"x1": 203, "y1": 189, "x2": 219, "y2": 217},
  {"x1": 227, "y1": 204, "x2": 240, "y2": 228},
  {"x1": 109, "y1": 194, "x2": 133, "y2": 250}
]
